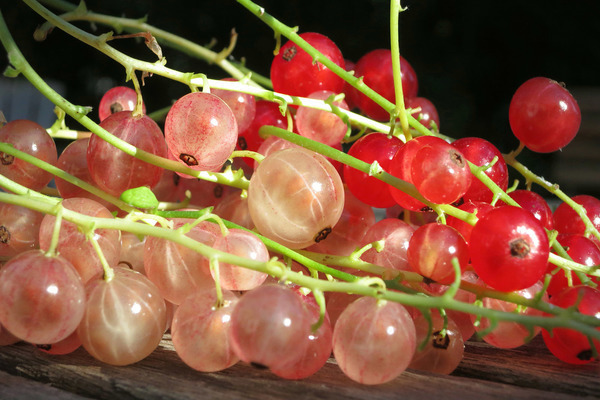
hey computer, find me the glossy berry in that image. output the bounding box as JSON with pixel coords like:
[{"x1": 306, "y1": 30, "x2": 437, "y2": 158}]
[
  {"x1": 410, "y1": 138, "x2": 472, "y2": 205},
  {"x1": 546, "y1": 234, "x2": 600, "y2": 296},
  {"x1": 344, "y1": 132, "x2": 403, "y2": 208},
  {"x1": 473, "y1": 280, "x2": 546, "y2": 349},
  {"x1": 0, "y1": 250, "x2": 85, "y2": 344},
  {"x1": 409, "y1": 312, "x2": 464, "y2": 375},
  {"x1": 504, "y1": 190, "x2": 553, "y2": 230},
  {"x1": 87, "y1": 111, "x2": 168, "y2": 197},
  {"x1": 542, "y1": 286, "x2": 600, "y2": 364},
  {"x1": 211, "y1": 78, "x2": 257, "y2": 133},
  {"x1": 347, "y1": 49, "x2": 418, "y2": 121},
  {"x1": 360, "y1": 218, "x2": 415, "y2": 272},
  {"x1": 98, "y1": 86, "x2": 145, "y2": 122},
  {"x1": 451, "y1": 137, "x2": 508, "y2": 204},
  {"x1": 553, "y1": 195, "x2": 600, "y2": 248},
  {"x1": 165, "y1": 92, "x2": 238, "y2": 172},
  {"x1": 405, "y1": 96, "x2": 440, "y2": 130},
  {"x1": 229, "y1": 284, "x2": 311, "y2": 370},
  {"x1": 271, "y1": 32, "x2": 345, "y2": 98},
  {"x1": 407, "y1": 223, "x2": 469, "y2": 284},
  {"x1": 332, "y1": 296, "x2": 416, "y2": 385},
  {"x1": 0, "y1": 119, "x2": 57, "y2": 191},
  {"x1": 78, "y1": 267, "x2": 167, "y2": 366},
  {"x1": 248, "y1": 147, "x2": 345, "y2": 249},
  {"x1": 509, "y1": 77, "x2": 581, "y2": 153},
  {"x1": 469, "y1": 206, "x2": 550, "y2": 292},
  {"x1": 295, "y1": 90, "x2": 349, "y2": 146}
]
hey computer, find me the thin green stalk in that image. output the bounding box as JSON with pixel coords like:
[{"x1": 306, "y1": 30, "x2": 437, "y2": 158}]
[
  {"x1": 236, "y1": 0, "x2": 396, "y2": 117},
  {"x1": 44, "y1": 203, "x2": 63, "y2": 257},
  {"x1": 259, "y1": 125, "x2": 477, "y2": 224},
  {"x1": 389, "y1": 0, "x2": 410, "y2": 139},
  {"x1": 23, "y1": 0, "x2": 391, "y2": 135},
  {"x1": 0, "y1": 9, "x2": 249, "y2": 190},
  {"x1": 0, "y1": 142, "x2": 136, "y2": 212},
  {"x1": 36, "y1": 0, "x2": 265, "y2": 88},
  {"x1": 2, "y1": 189, "x2": 600, "y2": 340},
  {"x1": 506, "y1": 153, "x2": 600, "y2": 244}
]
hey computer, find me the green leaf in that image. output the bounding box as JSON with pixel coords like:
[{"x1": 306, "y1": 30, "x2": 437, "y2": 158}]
[{"x1": 120, "y1": 186, "x2": 159, "y2": 209}]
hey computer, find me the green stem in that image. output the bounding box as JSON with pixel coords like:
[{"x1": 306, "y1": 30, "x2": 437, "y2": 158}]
[
  {"x1": 45, "y1": 203, "x2": 63, "y2": 257},
  {"x1": 36, "y1": 0, "x2": 265, "y2": 88},
  {"x1": 259, "y1": 125, "x2": 476, "y2": 223},
  {"x1": 236, "y1": 0, "x2": 396, "y2": 117},
  {"x1": 0, "y1": 9, "x2": 249, "y2": 190},
  {"x1": 87, "y1": 231, "x2": 115, "y2": 282},
  {"x1": 2, "y1": 184, "x2": 600, "y2": 339},
  {"x1": 24, "y1": 0, "x2": 391, "y2": 135},
  {"x1": 389, "y1": 0, "x2": 410, "y2": 139},
  {"x1": 506, "y1": 154, "x2": 600, "y2": 244},
  {"x1": 0, "y1": 142, "x2": 136, "y2": 212}
]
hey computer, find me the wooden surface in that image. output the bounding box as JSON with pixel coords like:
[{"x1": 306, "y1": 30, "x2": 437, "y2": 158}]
[{"x1": 0, "y1": 334, "x2": 598, "y2": 399}]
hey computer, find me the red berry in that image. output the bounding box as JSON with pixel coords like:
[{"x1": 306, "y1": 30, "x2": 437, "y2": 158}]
[
  {"x1": 405, "y1": 96, "x2": 440, "y2": 129},
  {"x1": 509, "y1": 77, "x2": 581, "y2": 153},
  {"x1": 98, "y1": 86, "x2": 145, "y2": 122},
  {"x1": 553, "y1": 195, "x2": 600, "y2": 248},
  {"x1": 542, "y1": 286, "x2": 600, "y2": 364},
  {"x1": 271, "y1": 32, "x2": 345, "y2": 98},
  {"x1": 451, "y1": 137, "x2": 508, "y2": 203},
  {"x1": 347, "y1": 49, "x2": 418, "y2": 121},
  {"x1": 470, "y1": 206, "x2": 550, "y2": 292},
  {"x1": 504, "y1": 190, "x2": 554, "y2": 231},
  {"x1": 344, "y1": 132, "x2": 403, "y2": 208}
]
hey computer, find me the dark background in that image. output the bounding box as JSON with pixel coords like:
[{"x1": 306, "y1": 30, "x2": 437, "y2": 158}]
[{"x1": 3, "y1": 0, "x2": 600, "y2": 196}]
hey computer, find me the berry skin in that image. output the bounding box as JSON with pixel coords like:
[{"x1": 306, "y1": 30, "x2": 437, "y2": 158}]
[
  {"x1": 469, "y1": 206, "x2": 550, "y2": 292},
  {"x1": 553, "y1": 195, "x2": 600, "y2": 248},
  {"x1": 344, "y1": 132, "x2": 403, "y2": 208},
  {"x1": 451, "y1": 137, "x2": 508, "y2": 204},
  {"x1": 271, "y1": 32, "x2": 345, "y2": 98},
  {"x1": 347, "y1": 49, "x2": 418, "y2": 121},
  {"x1": 509, "y1": 77, "x2": 581, "y2": 153},
  {"x1": 405, "y1": 96, "x2": 440, "y2": 130},
  {"x1": 98, "y1": 86, "x2": 145, "y2": 122},
  {"x1": 542, "y1": 286, "x2": 600, "y2": 364}
]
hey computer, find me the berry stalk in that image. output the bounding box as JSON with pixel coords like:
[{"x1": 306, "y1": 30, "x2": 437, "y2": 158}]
[{"x1": 2, "y1": 188, "x2": 599, "y2": 340}]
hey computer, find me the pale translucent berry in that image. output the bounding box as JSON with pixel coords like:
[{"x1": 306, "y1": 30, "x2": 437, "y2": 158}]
[
  {"x1": 248, "y1": 148, "x2": 344, "y2": 249},
  {"x1": 171, "y1": 288, "x2": 239, "y2": 372},
  {"x1": 333, "y1": 297, "x2": 416, "y2": 385},
  {"x1": 78, "y1": 267, "x2": 167, "y2": 366}
]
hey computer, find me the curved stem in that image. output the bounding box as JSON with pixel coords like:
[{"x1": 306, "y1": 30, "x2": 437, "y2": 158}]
[
  {"x1": 36, "y1": 0, "x2": 265, "y2": 88},
  {"x1": 389, "y1": 0, "x2": 410, "y2": 139},
  {"x1": 2, "y1": 189, "x2": 599, "y2": 339},
  {"x1": 506, "y1": 154, "x2": 600, "y2": 244},
  {"x1": 0, "y1": 142, "x2": 136, "y2": 212},
  {"x1": 259, "y1": 125, "x2": 476, "y2": 223}
]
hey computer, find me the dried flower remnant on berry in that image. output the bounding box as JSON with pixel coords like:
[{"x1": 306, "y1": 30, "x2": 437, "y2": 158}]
[
  {"x1": 282, "y1": 45, "x2": 297, "y2": 61},
  {"x1": 0, "y1": 152, "x2": 13, "y2": 165},
  {"x1": 432, "y1": 331, "x2": 450, "y2": 350},
  {"x1": 0, "y1": 226, "x2": 10, "y2": 244},
  {"x1": 180, "y1": 153, "x2": 199, "y2": 166},
  {"x1": 314, "y1": 227, "x2": 332, "y2": 243}
]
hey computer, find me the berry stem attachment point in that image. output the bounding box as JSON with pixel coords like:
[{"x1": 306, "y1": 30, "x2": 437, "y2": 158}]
[
  {"x1": 86, "y1": 230, "x2": 114, "y2": 282},
  {"x1": 45, "y1": 203, "x2": 64, "y2": 258}
]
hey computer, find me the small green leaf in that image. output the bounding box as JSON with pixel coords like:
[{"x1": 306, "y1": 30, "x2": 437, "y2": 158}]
[
  {"x1": 3, "y1": 65, "x2": 20, "y2": 78},
  {"x1": 120, "y1": 186, "x2": 159, "y2": 209}
]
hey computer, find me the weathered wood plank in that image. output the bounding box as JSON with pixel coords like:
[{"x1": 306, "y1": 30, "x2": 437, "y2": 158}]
[
  {"x1": 0, "y1": 334, "x2": 598, "y2": 399},
  {"x1": 0, "y1": 370, "x2": 93, "y2": 399}
]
